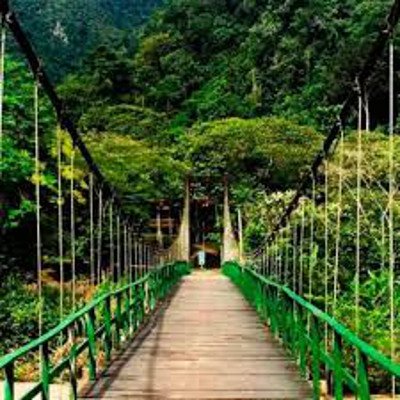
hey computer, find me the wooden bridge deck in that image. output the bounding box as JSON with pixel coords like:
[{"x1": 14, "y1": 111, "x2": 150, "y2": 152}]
[{"x1": 80, "y1": 270, "x2": 311, "y2": 399}]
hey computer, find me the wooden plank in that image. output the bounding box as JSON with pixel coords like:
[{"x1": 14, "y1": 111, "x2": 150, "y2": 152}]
[{"x1": 80, "y1": 271, "x2": 312, "y2": 399}]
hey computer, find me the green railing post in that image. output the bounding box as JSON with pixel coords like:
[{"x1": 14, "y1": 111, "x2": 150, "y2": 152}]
[
  {"x1": 68, "y1": 327, "x2": 78, "y2": 400},
  {"x1": 104, "y1": 297, "x2": 112, "y2": 363},
  {"x1": 143, "y1": 281, "x2": 148, "y2": 317},
  {"x1": 266, "y1": 287, "x2": 276, "y2": 333},
  {"x1": 115, "y1": 293, "x2": 122, "y2": 349},
  {"x1": 124, "y1": 288, "x2": 130, "y2": 336},
  {"x1": 133, "y1": 284, "x2": 139, "y2": 329},
  {"x1": 333, "y1": 332, "x2": 344, "y2": 400},
  {"x1": 357, "y1": 352, "x2": 371, "y2": 400},
  {"x1": 289, "y1": 300, "x2": 298, "y2": 356},
  {"x1": 281, "y1": 299, "x2": 291, "y2": 349},
  {"x1": 41, "y1": 342, "x2": 50, "y2": 400},
  {"x1": 128, "y1": 284, "x2": 134, "y2": 334},
  {"x1": 162, "y1": 267, "x2": 167, "y2": 298},
  {"x1": 149, "y1": 275, "x2": 155, "y2": 311},
  {"x1": 86, "y1": 309, "x2": 97, "y2": 381},
  {"x1": 297, "y1": 310, "x2": 307, "y2": 378},
  {"x1": 310, "y1": 316, "x2": 321, "y2": 400},
  {"x1": 259, "y1": 283, "x2": 267, "y2": 321},
  {"x1": 4, "y1": 362, "x2": 14, "y2": 400},
  {"x1": 135, "y1": 284, "x2": 142, "y2": 326},
  {"x1": 276, "y1": 294, "x2": 286, "y2": 339}
]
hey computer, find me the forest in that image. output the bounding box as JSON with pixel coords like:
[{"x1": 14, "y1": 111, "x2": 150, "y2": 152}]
[{"x1": 0, "y1": 0, "x2": 399, "y2": 394}]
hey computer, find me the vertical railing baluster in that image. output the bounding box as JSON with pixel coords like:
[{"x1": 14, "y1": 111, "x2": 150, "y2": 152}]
[
  {"x1": 291, "y1": 299, "x2": 298, "y2": 357},
  {"x1": 133, "y1": 284, "x2": 139, "y2": 329},
  {"x1": 104, "y1": 297, "x2": 112, "y2": 363},
  {"x1": 298, "y1": 309, "x2": 307, "y2": 378},
  {"x1": 68, "y1": 326, "x2": 78, "y2": 400},
  {"x1": 41, "y1": 342, "x2": 50, "y2": 400},
  {"x1": 333, "y1": 333, "x2": 344, "y2": 400},
  {"x1": 262, "y1": 283, "x2": 268, "y2": 322},
  {"x1": 357, "y1": 352, "x2": 370, "y2": 400},
  {"x1": 4, "y1": 362, "x2": 15, "y2": 400},
  {"x1": 115, "y1": 293, "x2": 122, "y2": 349},
  {"x1": 281, "y1": 298, "x2": 291, "y2": 348},
  {"x1": 86, "y1": 308, "x2": 97, "y2": 381},
  {"x1": 128, "y1": 283, "x2": 134, "y2": 334},
  {"x1": 124, "y1": 287, "x2": 131, "y2": 336},
  {"x1": 310, "y1": 316, "x2": 321, "y2": 400}
]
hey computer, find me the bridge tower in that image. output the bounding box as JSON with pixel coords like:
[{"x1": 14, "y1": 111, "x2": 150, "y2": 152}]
[
  {"x1": 221, "y1": 180, "x2": 240, "y2": 264},
  {"x1": 167, "y1": 179, "x2": 191, "y2": 262}
]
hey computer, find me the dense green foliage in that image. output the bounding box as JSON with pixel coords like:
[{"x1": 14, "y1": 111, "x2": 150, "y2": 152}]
[
  {"x1": 59, "y1": 0, "x2": 397, "y2": 129},
  {"x1": 54, "y1": 0, "x2": 399, "y2": 207}
]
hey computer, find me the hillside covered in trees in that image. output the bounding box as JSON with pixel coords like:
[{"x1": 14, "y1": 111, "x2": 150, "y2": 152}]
[
  {"x1": 54, "y1": 0, "x2": 397, "y2": 209},
  {"x1": 10, "y1": 0, "x2": 163, "y2": 80},
  {"x1": 59, "y1": 0, "x2": 395, "y2": 129}
]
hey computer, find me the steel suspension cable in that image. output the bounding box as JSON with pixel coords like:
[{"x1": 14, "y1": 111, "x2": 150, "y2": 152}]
[
  {"x1": 275, "y1": 239, "x2": 278, "y2": 279},
  {"x1": 269, "y1": 242, "x2": 273, "y2": 278},
  {"x1": 135, "y1": 238, "x2": 139, "y2": 280},
  {"x1": 141, "y1": 241, "x2": 145, "y2": 276},
  {"x1": 355, "y1": 82, "x2": 363, "y2": 339},
  {"x1": 308, "y1": 177, "x2": 316, "y2": 304},
  {"x1": 109, "y1": 200, "x2": 114, "y2": 282},
  {"x1": 144, "y1": 244, "x2": 148, "y2": 274},
  {"x1": 266, "y1": 244, "x2": 270, "y2": 277},
  {"x1": 292, "y1": 218, "x2": 298, "y2": 293},
  {"x1": 388, "y1": 37, "x2": 396, "y2": 398},
  {"x1": 146, "y1": 244, "x2": 150, "y2": 274},
  {"x1": 299, "y1": 201, "x2": 306, "y2": 295},
  {"x1": 89, "y1": 173, "x2": 95, "y2": 286},
  {"x1": 272, "y1": 241, "x2": 277, "y2": 278},
  {"x1": 276, "y1": 238, "x2": 280, "y2": 279},
  {"x1": 56, "y1": 128, "x2": 64, "y2": 400},
  {"x1": 128, "y1": 228, "x2": 132, "y2": 285},
  {"x1": 381, "y1": 214, "x2": 387, "y2": 271},
  {"x1": 124, "y1": 223, "x2": 127, "y2": 278},
  {"x1": 0, "y1": 18, "x2": 5, "y2": 168},
  {"x1": 97, "y1": 188, "x2": 103, "y2": 284},
  {"x1": 333, "y1": 130, "x2": 344, "y2": 316},
  {"x1": 278, "y1": 230, "x2": 283, "y2": 282},
  {"x1": 260, "y1": 245, "x2": 264, "y2": 275},
  {"x1": 324, "y1": 160, "x2": 330, "y2": 353},
  {"x1": 70, "y1": 148, "x2": 76, "y2": 310},
  {"x1": 117, "y1": 214, "x2": 121, "y2": 281},
  {"x1": 139, "y1": 238, "x2": 143, "y2": 278},
  {"x1": 284, "y1": 222, "x2": 290, "y2": 285},
  {"x1": 34, "y1": 80, "x2": 42, "y2": 337},
  {"x1": 57, "y1": 128, "x2": 64, "y2": 320}
]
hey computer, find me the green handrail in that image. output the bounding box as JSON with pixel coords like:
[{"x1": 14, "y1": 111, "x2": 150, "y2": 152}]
[
  {"x1": 1, "y1": 262, "x2": 190, "y2": 400},
  {"x1": 223, "y1": 262, "x2": 400, "y2": 400}
]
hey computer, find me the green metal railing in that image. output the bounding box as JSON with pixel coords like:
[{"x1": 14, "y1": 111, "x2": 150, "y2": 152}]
[
  {"x1": 223, "y1": 262, "x2": 400, "y2": 400},
  {"x1": 0, "y1": 262, "x2": 190, "y2": 400}
]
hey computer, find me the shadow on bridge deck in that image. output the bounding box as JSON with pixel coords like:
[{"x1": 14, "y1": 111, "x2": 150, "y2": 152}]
[{"x1": 79, "y1": 270, "x2": 312, "y2": 399}]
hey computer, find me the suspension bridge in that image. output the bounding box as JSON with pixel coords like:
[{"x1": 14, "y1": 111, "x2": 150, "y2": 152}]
[{"x1": 0, "y1": 0, "x2": 400, "y2": 399}]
